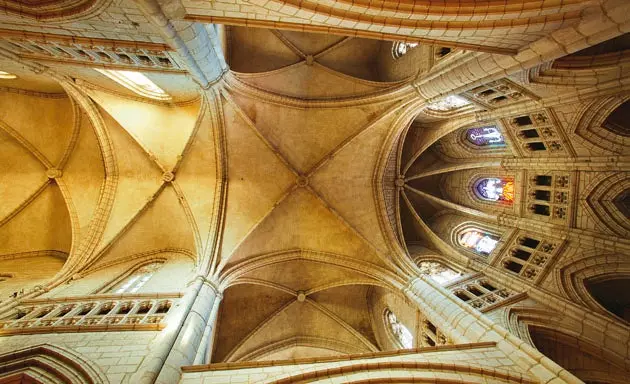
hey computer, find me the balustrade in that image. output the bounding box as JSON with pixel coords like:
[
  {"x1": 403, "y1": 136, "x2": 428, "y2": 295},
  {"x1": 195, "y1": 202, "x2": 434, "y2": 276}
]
[{"x1": 0, "y1": 293, "x2": 181, "y2": 334}]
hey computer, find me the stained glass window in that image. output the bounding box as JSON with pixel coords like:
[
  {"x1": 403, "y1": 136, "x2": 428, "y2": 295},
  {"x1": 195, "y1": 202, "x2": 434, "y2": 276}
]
[
  {"x1": 458, "y1": 228, "x2": 500, "y2": 256},
  {"x1": 110, "y1": 262, "x2": 162, "y2": 294},
  {"x1": 418, "y1": 261, "x2": 461, "y2": 285},
  {"x1": 474, "y1": 177, "x2": 514, "y2": 204},
  {"x1": 385, "y1": 310, "x2": 413, "y2": 349},
  {"x1": 465, "y1": 125, "x2": 506, "y2": 147},
  {"x1": 392, "y1": 42, "x2": 419, "y2": 59},
  {"x1": 426, "y1": 95, "x2": 470, "y2": 112}
]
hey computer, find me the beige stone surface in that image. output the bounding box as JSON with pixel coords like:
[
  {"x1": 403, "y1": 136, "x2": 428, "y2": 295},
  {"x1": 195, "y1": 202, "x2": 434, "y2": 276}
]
[{"x1": 0, "y1": 2, "x2": 628, "y2": 384}]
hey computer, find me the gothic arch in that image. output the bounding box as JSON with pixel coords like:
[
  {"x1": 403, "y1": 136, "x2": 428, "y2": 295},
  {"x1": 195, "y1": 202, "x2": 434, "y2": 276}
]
[
  {"x1": 558, "y1": 253, "x2": 630, "y2": 323},
  {"x1": 0, "y1": 344, "x2": 108, "y2": 384},
  {"x1": 527, "y1": 326, "x2": 629, "y2": 384},
  {"x1": 572, "y1": 94, "x2": 630, "y2": 154},
  {"x1": 583, "y1": 172, "x2": 630, "y2": 237},
  {"x1": 450, "y1": 222, "x2": 503, "y2": 259}
]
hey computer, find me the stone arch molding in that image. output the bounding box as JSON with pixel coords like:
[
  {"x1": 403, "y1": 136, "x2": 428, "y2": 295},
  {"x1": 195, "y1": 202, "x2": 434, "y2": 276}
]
[
  {"x1": 583, "y1": 172, "x2": 630, "y2": 237},
  {"x1": 558, "y1": 253, "x2": 630, "y2": 320},
  {"x1": 0, "y1": 0, "x2": 112, "y2": 22},
  {"x1": 572, "y1": 94, "x2": 630, "y2": 154},
  {"x1": 0, "y1": 343, "x2": 109, "y2": 383}
]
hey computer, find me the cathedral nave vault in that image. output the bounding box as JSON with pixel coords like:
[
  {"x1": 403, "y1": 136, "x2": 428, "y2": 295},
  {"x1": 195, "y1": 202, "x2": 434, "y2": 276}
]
[{"x1": 0, "y1": 1, "x2": 628, "y2": 383}]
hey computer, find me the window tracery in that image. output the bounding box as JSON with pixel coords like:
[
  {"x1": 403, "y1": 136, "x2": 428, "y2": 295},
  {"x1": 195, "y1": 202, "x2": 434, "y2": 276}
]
[
  {"x1": 473, "y1": 177, "x2": 515, "y2": 204},
  {"x1": 465, "y1": 125, "x2": 506, "y2": 147},
  {"x1": 501, "y1": 235, "x2": 559, "y2": 281},
  {"x1": 527, "y1": 173, "x2": 570, "y2": 222},
  {"x1": 392, "y1": 42, "x2": 418, "y2": 59},
  {"x1": 417, "y1": 261, "x2": 461, "y2": 285},
  {"x1": 109, "y1": 263, "x2": 162, "y2": 294},
  {"x1": 457, "y1": 227, "x2": 501, "y2": 256},
  {"x1": 450, "y1": 277, "x2": 516, "y2": 311},
  {"x1": 94, "y1": 69, "x2": 171, "y2": 101},
  {"x1": 385, "y1": 309, "x2": 413, "y2": 349},
  {"x1": 507, "y1": 111, "x2": 565, "y2": 155}
]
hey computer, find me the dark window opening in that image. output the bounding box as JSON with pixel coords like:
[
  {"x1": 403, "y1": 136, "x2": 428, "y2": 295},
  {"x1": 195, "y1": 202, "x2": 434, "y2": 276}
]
[
  {"x1": 467, "y1": 286, "x2": 484, "y2": 296},
  {"x1": 479, "y1": 281, "x2": 496, "y2": 291},
  {"x1": 504, "y1": 260, "x2": 523, "y2": 274},
  {"x1": 514, "y1": 116, "x2": 533, "y2": 126},
  {"x1": 455, "y1": 291, "x2": 470, "y2": 302},
  {"x1": 535, "y1": 175, "x2": 552, "y2": 186},
  {"x1": 437, "y1": 47, "x2": 452, "y2": 57},
  {"x1": 527, "y1": 142, "x2": 546, "y2": 151},
  {"x1": 534, "y1": 190, "x2": 551, "y2": 201},
  {"x1": 512, "y1": 249, "x2": 532, "y2": 261},
  {"x1": 478, "y1": 89, "x2": 496, "y2": 98},
  {"x1": 520, "y1": 129, "x2": 540, "y2": 138},
  {"x1": 532, "y1": 204, "x2": 551, "y2": 216},
  {"x1": 519, "y1": 237, "x2": 541, "y2": 248}
]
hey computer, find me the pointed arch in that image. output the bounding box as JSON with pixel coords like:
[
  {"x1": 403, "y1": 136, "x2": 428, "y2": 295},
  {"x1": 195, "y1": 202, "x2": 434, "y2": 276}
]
[{"x1": 0, "y1": 344, "x2": 108, "y2": 384}]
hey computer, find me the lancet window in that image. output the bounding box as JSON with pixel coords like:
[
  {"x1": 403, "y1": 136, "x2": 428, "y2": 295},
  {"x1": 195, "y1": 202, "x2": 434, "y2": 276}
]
[
  {"x1": 392, "y1": 42, "x2": 418, "y2": 59},
  {"x1": 109, "y1": 263, "x2": 162, "y2": 294},
  {"x1": 417, "y1": 261, "x2": 461, "y2": 285},
  {"x1": 94, "y1": 69, "x2": 171, "y2": 101},
  {"x1": 457, "y1": 227, "x2": 501, "y2": 257},
  {"x1": 473, "y1": 177, "x2": 515, "y2": 204},
  {"x1": 385, "y1": 309, "x2": 413, "y2": 349},
  {"x1": 465, "y1": 125, "x2": 506, "y2": 147}
]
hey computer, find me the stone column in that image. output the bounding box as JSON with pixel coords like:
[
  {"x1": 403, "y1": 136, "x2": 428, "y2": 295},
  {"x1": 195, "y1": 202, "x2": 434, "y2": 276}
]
[
  {"x1": 193, "y1": 291, "x2": 222, "y2": 365},
  {"x1": 155, "y1": 277, "x2": 221, "y2": 384},
  {"x1": 131, "y1": 276, "x2": 221, "y2": 384},
  {"x1": 404, "y1": 276, "x2": 582, "y2": 384},
  {"x1": 134, "y1": 0, "x2": 228, "y2": 88}
]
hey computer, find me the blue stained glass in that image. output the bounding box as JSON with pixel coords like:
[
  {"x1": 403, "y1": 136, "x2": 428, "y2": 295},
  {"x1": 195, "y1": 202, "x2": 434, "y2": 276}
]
[{"x1": 466, "y1": 126, "x2": 505, "y2": 147}]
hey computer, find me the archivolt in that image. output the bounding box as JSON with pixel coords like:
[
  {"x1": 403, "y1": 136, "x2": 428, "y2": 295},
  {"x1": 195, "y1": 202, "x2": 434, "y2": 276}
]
[
  {"x1": 0, "y1": 344, "x2": 108, "y2": 383},
  {"x1": 572, "y1": 94, "x2": 630, "y2": 154},
  {"x1": 583, "y1": 172, "x2": 630, "y2": 237},
  {"x1": 557, "y1": 252, "x2": 630, "y2": 316}
]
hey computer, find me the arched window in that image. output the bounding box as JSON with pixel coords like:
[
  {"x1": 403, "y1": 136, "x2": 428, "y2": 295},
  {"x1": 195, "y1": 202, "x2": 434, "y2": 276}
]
[
  {"x1": 94, "y1": 69, "x2": 171, "y2": 101},
  {"x1": 385, "y1": 309, "x2": 413, "y2": 349},
  {"x1": 426, "y1": 95, "x2": 470, "y2": 112},
  {"x1": 109, "y1": 263, "x2": 162, "y2": 294},
  {"x1": 473, "y1": 177, "x2": 514, "y2": 204},
  {"x1": 465, "y1": 125, "x2": 506, "y2": 147},
  {"x1": 392, "y1": 42, "x2": 418, "y2": 59},
  {"x1": 457, "y1": 228, "x2": 500, "y2": 256},
  {"x1": 417, "y1": 261, "x2": 461, "y2": 285}
]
